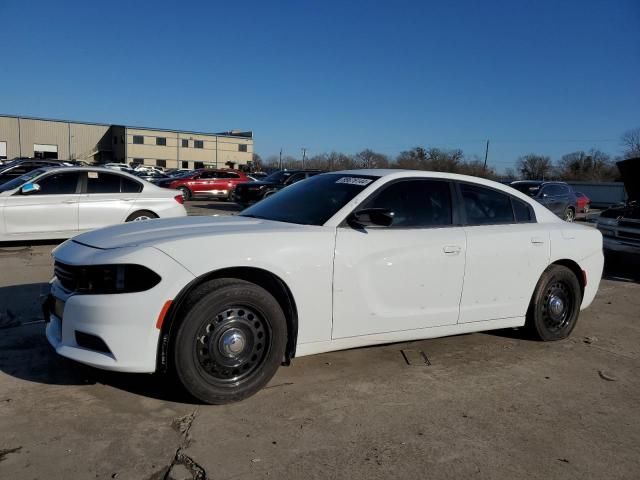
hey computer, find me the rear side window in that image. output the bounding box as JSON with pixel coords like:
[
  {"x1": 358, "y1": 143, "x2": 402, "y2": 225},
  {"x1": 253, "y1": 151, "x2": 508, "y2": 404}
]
[
  {"x1": 512, "y1": 198, "x2": 535, "y2": 223},
  {"x1": 121, "y1": 177, "x2": 142, "y2": 193},
  {"x1": 87, "y1": 172, "x2": 129, "y2": 194},
  {"x1": 365, "y1": 179, "x2": 452, "y2": 227},
  {"x1": 460, "y1": 183, "x2": 514, "y2": 225},
  {"x1": 36, "y1": 172, "x2": 80, "y2": 195}
]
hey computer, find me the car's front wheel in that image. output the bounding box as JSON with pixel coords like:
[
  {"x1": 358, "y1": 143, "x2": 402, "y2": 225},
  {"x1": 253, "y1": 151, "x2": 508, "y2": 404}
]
[
  {"x1": 526, "y1": 265, "x2": 582, "y2": 341},
  {"x1": 173, "y1": 279, "x2": 287, "y2": 404}
]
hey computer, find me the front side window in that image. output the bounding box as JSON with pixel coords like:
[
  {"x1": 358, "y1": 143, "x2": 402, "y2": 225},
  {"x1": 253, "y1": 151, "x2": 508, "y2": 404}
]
[
  {"x1": 364, "y1": 180, "x2": 452, "y2": 227},
  {"x1": 460, "y1": 183, "x2": 514, "y2": 225},
  {"x1": 35, "y1": 172, "x2": 80, "y2": 195},
  {"x1": 241, "y1": 173, "x2": 379, "y2": 225},
  {"x1": 284, "y1": 172, "x2": 307, "y2": 185},
  {"x1": 133, "y1": 135, "x2": 144, "y2": 145}
]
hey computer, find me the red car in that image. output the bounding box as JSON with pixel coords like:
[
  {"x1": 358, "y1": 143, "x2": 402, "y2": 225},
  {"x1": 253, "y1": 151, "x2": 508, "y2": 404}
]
[
  {"x1": 163, "y1": 169, "x2": 249, "y2": 200},
  {"x1": 575, "y1": 191, "x2": 590, "y2": 213}
]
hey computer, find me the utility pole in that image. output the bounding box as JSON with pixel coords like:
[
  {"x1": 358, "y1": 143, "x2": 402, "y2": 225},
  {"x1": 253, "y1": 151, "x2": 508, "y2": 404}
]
[
  {"x1": 301, "y1": 147, "x2": 307, "y2": 168},
  {"x1": 279, "y1": 148, "x2": 283, "y2": 169},
  {"x1": 483, "y1": 139, "x2": 490, "y2": 172}
]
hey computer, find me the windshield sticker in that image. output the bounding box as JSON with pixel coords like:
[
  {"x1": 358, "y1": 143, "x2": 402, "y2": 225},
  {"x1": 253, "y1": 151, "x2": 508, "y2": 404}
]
[
  {"x1": 335, "y1": 177, "x2": 373, "y2": 186},
  {"x1": 88, "y1": 172, "x2": 99, "y2": 179}
]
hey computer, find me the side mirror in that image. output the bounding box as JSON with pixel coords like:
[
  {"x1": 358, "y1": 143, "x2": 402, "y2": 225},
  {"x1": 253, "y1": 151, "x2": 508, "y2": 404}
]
[
  {"x1": 21, "y1": 183, "x2": 41, "y2": 195},
  {"x1": 349, "y1": 208, "x2": 395, "y2": 228}
]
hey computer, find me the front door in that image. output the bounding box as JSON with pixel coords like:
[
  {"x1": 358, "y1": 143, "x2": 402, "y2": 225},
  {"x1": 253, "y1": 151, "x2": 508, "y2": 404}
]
[
  {"x1": 332, "y1": 179, "x2": 466, "y2": 338},
  {"x1": 3, "y1": 171, "x2": 81, "y2": 236}
]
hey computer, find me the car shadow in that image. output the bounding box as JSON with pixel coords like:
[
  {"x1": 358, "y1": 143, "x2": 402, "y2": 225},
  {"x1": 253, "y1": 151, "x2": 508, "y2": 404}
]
[{"x1": 0, "y1": 282, "x2": 198, "y2": 404}]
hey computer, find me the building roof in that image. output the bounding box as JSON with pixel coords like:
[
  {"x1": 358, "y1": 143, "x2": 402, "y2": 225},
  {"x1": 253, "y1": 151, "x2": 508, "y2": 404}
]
[{"x1": 0, "y1": 113, "x2": 252, "y2": 139}]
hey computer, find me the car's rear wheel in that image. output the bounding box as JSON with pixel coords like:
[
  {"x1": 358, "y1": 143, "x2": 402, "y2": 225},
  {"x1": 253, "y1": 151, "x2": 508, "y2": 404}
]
[
  {"x1": 179, "y1": 187, "x2": 192, "y2": 201},
  {"x1": 525, "y1": 265, "x2": 582, "y2": 341},
  {"x1": 563, "y1": 207, "x2": 575, "y2": 222},
  {"x1": 172, "y1": 279, "x2": 287, "y2": 404},
  {"x1": 126, "y1": 210, "x2": 158, "y2": 222}
]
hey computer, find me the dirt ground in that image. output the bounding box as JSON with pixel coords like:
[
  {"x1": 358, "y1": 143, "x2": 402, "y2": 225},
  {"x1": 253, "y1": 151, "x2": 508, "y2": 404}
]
[{"x1": 1, "y1": 202, "x2": 638, "y2": 480}]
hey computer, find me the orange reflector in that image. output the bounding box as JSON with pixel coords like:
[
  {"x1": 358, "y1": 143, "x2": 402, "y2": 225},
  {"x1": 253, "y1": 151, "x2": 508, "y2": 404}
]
[{"x1": 156, "y1": 300, "x2": 173, "y2": 330}]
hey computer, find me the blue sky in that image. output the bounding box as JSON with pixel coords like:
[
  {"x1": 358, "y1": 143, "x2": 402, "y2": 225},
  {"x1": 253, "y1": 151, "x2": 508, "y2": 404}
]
[{"x1": 1, "y1": 0, "x2": 638, "y2": 170}]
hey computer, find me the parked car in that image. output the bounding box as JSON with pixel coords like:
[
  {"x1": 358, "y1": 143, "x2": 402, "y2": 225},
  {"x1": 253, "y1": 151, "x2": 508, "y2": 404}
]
[
  {"x1": 44, "y1": 170, "x2": 603, "y2": 404},
  {"x1": 231, "y1": 169, "x2": 324, "y2": 207},
  {"x1": 0, "y1": 167, "x2": 186, "y2": 241},
  {"x1": 103, "y1": 163, "x2": 135, "y2": 173},
  {"x1": 133, "y1": 170, "x2": 172, "y2": 185},
  {"x1": 0, "y1": 159, "x2": 72, "y2": 185},
  {"x1": 574, "y1": 191, "x2": 590, "y2": 213},
  {"x1": 247, "y1": 172, "x2": 268, "y2": 181},
  {"x1": 597, "y1": 157, "x2": 640, "y2": 260},
  {"x1": 509, "y1": 181, "x2": 578, "y2": 221},
  {"x1": 161, "y1": 169, "x2": 249, "y2": 200}
]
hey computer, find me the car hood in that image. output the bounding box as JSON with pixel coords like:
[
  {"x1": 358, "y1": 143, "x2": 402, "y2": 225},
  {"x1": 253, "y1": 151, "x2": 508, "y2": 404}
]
[
  {"x1": 617, "y1": 157, "x2": 640, "y2": 202},
  {"x1": 71, "y1": 215, "x2": 310, "y2": 250}
]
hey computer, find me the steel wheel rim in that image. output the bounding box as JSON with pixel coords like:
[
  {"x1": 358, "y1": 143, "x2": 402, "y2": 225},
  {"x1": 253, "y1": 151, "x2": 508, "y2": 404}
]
[
  {"x1": 194, "y1": 306, "x2": 269, "y2": 385},
  {"x1": 542, "y1": 281, "x2": 573, "y2": 332}
]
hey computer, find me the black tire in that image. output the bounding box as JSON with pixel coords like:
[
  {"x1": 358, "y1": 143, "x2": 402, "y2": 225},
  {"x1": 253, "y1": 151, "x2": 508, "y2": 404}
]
[
  {"x1": 179, "y1": 187, "x2": 192, "y2": 201},
  {"x1": 172, "y1": 278, "x2": 287, "y2": 404},
  {"x1": 563, "y1": 207, "x2": 575, "y2": 222},
  {"x1": 525, "y1": 265, "x2": 582, "y2": 341},
  {"x1": 125, "y1": 210, "x2": 158, "y2": 222}
]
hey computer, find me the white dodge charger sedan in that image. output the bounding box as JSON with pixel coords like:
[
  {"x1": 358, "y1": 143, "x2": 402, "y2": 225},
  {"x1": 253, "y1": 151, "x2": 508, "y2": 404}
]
[
  {"x1": 0, "y1": 167, "x2": 186, "y2": 241},
  {"x1": 44, "y1": 170, "x2": 603, "y2": 404}
]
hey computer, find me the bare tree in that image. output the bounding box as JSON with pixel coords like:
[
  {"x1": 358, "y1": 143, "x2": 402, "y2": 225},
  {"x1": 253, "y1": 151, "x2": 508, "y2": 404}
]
[
  {"x1": 516, "y1": 154, "x2": 553, "y2": 180},
  {"x1": 354, "y1": 149, "x2": 390, "y2": 169},
  {"x1": 621, "y1": 128, "x2": 640, "y2": 158},
  {"x1": 556, "y1": 149, "x2": 617, "y2": 181}
]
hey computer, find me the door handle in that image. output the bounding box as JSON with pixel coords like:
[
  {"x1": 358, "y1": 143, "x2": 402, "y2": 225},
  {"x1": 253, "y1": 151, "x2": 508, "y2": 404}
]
[
  {"x1": 443, "y1": 245, "x2": 462, "y2": 255},
  {"x1": 531, "y1": 237, "x2": 545, "y2": 245}
]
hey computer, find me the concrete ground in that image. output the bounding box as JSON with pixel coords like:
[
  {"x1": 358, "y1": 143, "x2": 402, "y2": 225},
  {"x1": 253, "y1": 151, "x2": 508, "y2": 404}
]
[{"x1": 1, "y1": 200, "x2": 638, "y2": 479}]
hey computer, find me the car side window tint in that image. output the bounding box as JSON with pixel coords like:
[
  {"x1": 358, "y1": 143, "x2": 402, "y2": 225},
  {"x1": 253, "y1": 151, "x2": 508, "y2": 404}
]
[
  {"x1": 460, "y1": 183, "x2": 514, "y2": 225},
  {"x1": 512, "y1": 198, "x2": 535, "y2": 223},
  {"x1": 366, "y1": 180, "x2": 452, "y2": 227},
  {"x1": 36, "y1": 172, "x2": 79, "y2": 195},
  {"x1": 121, "y1": 177, "x2": 142, "y2": 193},
  {"x1": 87, "y1": 172, "x2": 122, "y2": 194},
  {"x1": 286, "y1": 173, "x2": 306, "y2": 185}
]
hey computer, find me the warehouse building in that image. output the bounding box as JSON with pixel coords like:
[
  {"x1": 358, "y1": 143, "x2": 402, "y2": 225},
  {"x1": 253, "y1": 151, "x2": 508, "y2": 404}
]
[{"x1": 0, "y1": 114, "x2": 254, "y2": 170}]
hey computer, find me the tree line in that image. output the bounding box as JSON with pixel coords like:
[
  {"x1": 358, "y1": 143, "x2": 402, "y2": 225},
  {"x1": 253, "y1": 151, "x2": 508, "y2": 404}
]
[{"x1": 253, "y1": 127, "x2": 640, "y2": 182}]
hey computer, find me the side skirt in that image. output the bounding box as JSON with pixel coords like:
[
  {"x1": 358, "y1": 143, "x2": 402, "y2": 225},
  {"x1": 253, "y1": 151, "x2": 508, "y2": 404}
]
[{"x1": 295, "y1": 316, "x2": 525, "y2": 358}]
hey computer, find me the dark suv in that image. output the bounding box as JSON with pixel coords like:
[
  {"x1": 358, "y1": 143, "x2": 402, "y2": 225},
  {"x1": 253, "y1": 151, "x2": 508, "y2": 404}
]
[
  {"x1": 510, "y1": 181, "x2": 578, "y2": 221},
  {"x1": 231, "y1": 169, "x2": 324, "y2": 207},
  {"x1": 0, "y1": 159, "x2": 71, "y2": 185}
]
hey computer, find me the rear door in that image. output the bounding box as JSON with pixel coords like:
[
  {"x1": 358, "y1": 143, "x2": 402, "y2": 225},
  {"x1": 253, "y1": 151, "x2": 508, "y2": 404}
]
[
  {"x1": 78, "y1": 171, "x2": 141, "y2": 230},
  {"x1": 457, "y1": 182, "x2": 549, "y2": 323},
  {"x1": 3, "y1": 171, "x2": 81, "y2": 236}
]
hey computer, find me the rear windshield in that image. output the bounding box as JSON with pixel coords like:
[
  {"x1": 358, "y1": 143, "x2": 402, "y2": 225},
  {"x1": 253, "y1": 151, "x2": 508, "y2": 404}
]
[{"x1": 240, "y1": 173, "x2": 379, "y2": 225}]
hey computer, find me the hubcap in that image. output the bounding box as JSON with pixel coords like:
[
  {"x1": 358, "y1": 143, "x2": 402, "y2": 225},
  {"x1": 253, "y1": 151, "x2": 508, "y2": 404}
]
[
  {"x1": 542, "y1": 281, "x2": 573, "y2": 331},
  {"x1": 133, "y1": 215, "x2": 151, "y2": 221},
  {"x1": 195, "y1": 307, "x2": 269, "y2": 384}
]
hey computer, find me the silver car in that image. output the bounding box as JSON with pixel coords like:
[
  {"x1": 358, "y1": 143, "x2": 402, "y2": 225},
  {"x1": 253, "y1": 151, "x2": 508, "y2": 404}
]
[{"x1": 0, "y1": 167, "x2": 187, "y2": 241}]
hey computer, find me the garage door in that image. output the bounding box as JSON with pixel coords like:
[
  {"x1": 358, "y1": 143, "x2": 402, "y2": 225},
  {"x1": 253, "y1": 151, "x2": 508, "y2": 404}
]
[{"x1": 34, "y1": 143, "x2": 58, "y2": 159}]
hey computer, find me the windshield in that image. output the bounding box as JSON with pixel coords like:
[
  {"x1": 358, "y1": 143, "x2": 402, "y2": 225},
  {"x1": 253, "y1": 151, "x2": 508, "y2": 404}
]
[
  {"x1": 0, "y1": 169, "x2": 46, "y2": 192},
  {"x1": 263, "y1": 170, "x2": 294, "y2": 184},
  {"x1": 239, "y1": 173, "x2": 379, "y2": 225}
]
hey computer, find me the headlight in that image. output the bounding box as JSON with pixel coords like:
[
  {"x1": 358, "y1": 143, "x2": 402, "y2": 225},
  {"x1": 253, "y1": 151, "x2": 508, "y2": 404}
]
[
  {"x1": 597, "y1": 217, "x2": 618, "y2": 227},
  {"x1": 54, "y1": 262, "x2": 161, "y2": 294}
]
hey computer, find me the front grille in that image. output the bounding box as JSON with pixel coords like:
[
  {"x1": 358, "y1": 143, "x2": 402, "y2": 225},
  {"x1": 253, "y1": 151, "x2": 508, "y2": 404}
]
[{"x1": 54, "y1": 261, "x2": 78, "y2": 292}]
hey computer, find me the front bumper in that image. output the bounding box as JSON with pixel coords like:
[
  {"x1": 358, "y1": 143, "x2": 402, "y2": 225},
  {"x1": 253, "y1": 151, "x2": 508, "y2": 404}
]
[{"x1": 45, "y1": 240, "x2": 195, "y2": 373}]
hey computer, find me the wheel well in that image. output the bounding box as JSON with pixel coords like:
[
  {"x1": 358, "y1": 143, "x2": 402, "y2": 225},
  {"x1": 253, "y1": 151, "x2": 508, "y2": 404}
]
[
  {"x1": 157, "y1": 267, "x2": 298, "y2": 371},
  {"x1": 126, "y1": 210, "x2": 158, "y2": 221},
  {"x1": 550, "y1": 259, "x2": 585, "y2": 295}
]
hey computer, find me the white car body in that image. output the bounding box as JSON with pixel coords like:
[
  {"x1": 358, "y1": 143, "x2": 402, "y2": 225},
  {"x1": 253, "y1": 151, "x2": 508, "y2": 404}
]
[
  {"x1": 46, "y1": 170, "x2": 603, "y2": 373},
  {"x1": 0, "y1": 167, "x2": 186, "y2": 241}
]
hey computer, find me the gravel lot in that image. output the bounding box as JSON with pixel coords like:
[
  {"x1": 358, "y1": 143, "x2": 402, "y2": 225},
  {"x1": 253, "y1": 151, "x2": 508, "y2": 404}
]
[{"x1": 0, "y1": 201, "x2": 638, "y2": 480}]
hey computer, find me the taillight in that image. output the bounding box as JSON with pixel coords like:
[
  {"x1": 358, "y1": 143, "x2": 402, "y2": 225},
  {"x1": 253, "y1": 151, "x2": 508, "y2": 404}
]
[{"x1": 174, "y1": 194, "x2": 184, "y2": 204}]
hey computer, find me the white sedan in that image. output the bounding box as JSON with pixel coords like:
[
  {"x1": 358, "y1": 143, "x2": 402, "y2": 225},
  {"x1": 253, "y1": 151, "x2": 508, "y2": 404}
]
[
  {"x1": 45, "y1": 170, "x2": 603, "y2": 404},
  {"x1": 0, "y1": 167, "x2": 186, "y2": 241}
]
